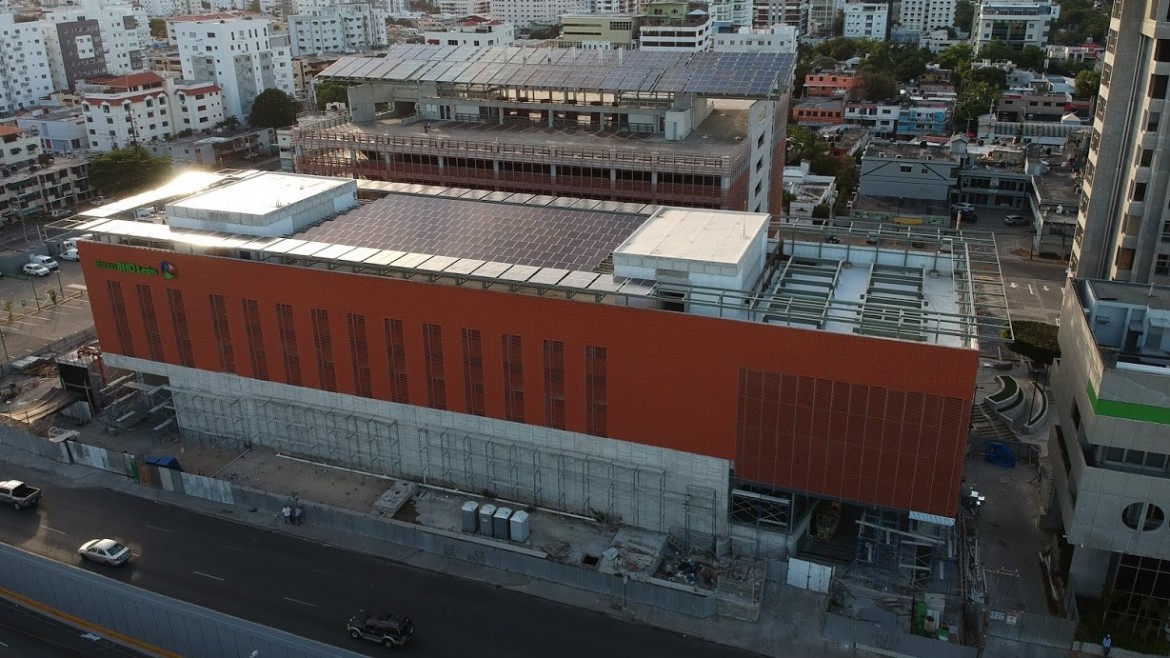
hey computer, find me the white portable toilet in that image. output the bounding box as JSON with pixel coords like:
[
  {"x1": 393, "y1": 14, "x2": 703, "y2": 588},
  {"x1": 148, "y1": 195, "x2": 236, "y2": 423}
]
[
  {"x1": 509, "y1": 509, "x2": 530, "y2": 542},
  {"x1": 461, "y1": 501, "x2": 479, "y2": 533},
  {"x1": 479, "y1": 503, "x2": 497, "y2": 537},
  {"x1": 493, "y1": 507, "x2": 513, "y2": 540}
]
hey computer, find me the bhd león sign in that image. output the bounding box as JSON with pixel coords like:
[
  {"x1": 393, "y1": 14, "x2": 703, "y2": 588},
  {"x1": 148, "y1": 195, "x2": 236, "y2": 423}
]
[{"x1": 94, "y1": 260, "x2": 178, "y2": 280}]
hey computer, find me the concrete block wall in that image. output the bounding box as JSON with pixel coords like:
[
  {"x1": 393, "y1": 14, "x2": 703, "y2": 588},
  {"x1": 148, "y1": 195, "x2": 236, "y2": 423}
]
[{"x1": 111, "y1": 355, "x2": 731, "y2": 543}]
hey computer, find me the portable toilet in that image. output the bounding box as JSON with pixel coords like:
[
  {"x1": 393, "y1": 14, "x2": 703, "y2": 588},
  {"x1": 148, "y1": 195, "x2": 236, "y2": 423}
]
[
  {"x1": 493, "y1": 507, "x2": 513, "y2": 540},
  {"x1": 461, "y1": 501, "x2": 479, "y2": 533},
  {"x1": 509, "y1": 510, "x2": 530, "y2": 542},
  {"x1": 479, "y1": 504, "x2": 497, "y2": 537}
]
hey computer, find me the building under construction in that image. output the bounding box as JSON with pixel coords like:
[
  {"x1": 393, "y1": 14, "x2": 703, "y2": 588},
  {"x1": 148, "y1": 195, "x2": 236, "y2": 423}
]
[{"x1": 294, "y1": 45, "x2": 794, "y2": 212}]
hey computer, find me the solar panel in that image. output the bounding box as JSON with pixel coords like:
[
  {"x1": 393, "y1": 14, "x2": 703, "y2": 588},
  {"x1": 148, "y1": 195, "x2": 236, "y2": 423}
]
[{"x1": 297, "y1": 195, "x2": 647, "y2": 272}]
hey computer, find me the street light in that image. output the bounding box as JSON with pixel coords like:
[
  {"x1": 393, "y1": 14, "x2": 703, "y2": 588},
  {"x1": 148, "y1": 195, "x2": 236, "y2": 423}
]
[{"x1": 27, "y1": 277, "x2": 42, "y2": 312}]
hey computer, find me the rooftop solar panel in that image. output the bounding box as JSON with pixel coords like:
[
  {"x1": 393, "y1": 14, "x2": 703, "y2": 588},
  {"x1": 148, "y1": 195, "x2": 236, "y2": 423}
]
[{"x1": 297, "y1": 195, "x2": 647, "y2": 271}]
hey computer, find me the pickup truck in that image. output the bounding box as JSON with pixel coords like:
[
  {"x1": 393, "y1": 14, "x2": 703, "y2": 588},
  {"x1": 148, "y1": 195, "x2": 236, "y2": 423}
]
[{"x1": 0, "y1": 480, "x2": 42, "y2": 509}]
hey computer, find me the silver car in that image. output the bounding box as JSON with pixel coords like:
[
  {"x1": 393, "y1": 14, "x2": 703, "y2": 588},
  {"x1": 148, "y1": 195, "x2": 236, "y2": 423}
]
[{"x1": 78, "y1": 539, "x2": 132, "y2": 566}]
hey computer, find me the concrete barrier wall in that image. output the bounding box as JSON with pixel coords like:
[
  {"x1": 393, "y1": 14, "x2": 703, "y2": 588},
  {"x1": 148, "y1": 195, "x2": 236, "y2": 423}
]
[
  {"x1": 0, "y1": 425, "x2": 71, "y2": 462},
  {"x1": 65, "y1": 440, "x2": 134, "y2": 477},
  {"x1": 823, "y1": 613, "x2": 977, "y2": 658},
  {"x1": 0, "y1": 544, "x2": 368, "y2": 658}
]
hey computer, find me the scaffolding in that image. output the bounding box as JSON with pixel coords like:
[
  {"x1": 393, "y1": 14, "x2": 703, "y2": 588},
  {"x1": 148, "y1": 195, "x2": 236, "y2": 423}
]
[{"x1": 848, "y1": 508, "x2": 961, "y2": 596}]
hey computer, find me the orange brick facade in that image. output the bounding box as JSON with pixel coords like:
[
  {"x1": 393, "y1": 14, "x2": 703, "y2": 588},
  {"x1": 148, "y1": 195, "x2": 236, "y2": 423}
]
[{"x1": 84, "y1": 242, "x2": 978, "y2": 517}]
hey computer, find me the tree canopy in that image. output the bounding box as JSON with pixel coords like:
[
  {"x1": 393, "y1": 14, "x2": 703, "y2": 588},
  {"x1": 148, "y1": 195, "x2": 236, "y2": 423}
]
[
  {"x1": 87, "y1": 145, "x2": 172, "y2": 197},
  {"x1": 315, "y1": 81, "x2": 350, "y2": 111},
  {"x1": 248, "y1": 89, "x2": 298, "y2": 128},
  {"x1": 954, "y1": 0, "x2": 974, "y2": 32},
  {"x1": 149, "y1": 17, "x2": 167, "y2": 39},
  {"x1": 860, "y1": 71, "x2": 897, "y2": 102},
  {"x1": 1075, "y1": 69, "x2": 1101, "y2": 99},
  {"x1": 1004, "y1": 320, "x2": 1061, "y2": 366},
  {"x1": 1051, "y1": 0, "x2": 1109, "y2": 45}
]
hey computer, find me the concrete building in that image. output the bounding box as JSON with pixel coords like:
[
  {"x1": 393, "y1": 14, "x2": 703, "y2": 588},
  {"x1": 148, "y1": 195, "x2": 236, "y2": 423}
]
[
  {"x1": 296, "y1": 45, "x2": 796, "y2": 213},
  {"x1": 842, "y1": 0, "x2": 887, "y2": 40},
  {"x1": 79, "y1": 71, "x2": 172, "y2": 151},
  {"x1": 143, "y1": 125, "x2": 273, "y2": 166},
  {"x1": 293, "y1": 54, "x2": 341, "y2": 95},
  {"x1": 423, "y1": 17, "x2": 516, "y2": 47},
  {"x1": 593, "y1": 0, "x2": 639, "y2": 12},
  {"x1": 792, "y1": 97, "x2": 844, "y2": 128},
  {"x1": 639, "y1": 1, "x2": 713, "y2": 52},
  {"x1": 288, "y1": 3, "x2": 389, "y2": 56},
  {"x1": 555, "y1": 15, "x2": 639, "y2": 49},
  {"x1": 844, "y1": 102, "x2": 899, "y2": 137},
  {"x1": 751, "y1": 0, "x2": 803, "y2": 31},
  {"x1": 489, "y1": 0, "x2": 590, "y2": 28},
  {"x1": 1050, "y1": 279, "x2": 1170, "y2": 619},
  {"x1": 43, "y1": 0, "x2": 151, "y2": 90},
  {"x1": 147, "y1": 49, "x2": 184, "y2": 74},
  {"x1": 16, "y1": 108, "x2": 90, "y2": 154},
  {"x1": 896, "y1": 103, "x2": 949, "y2": 137},
  {"x1": 434, "y1": 0, "x2": 491, "y2": 15},
  {"x1": 171, "y1": 79, "x2": 226, "y2": 133},
  {"x1": 997, "y1": 90, "x2": 1075, "y2": 123},
  {"x1": 894, "y1": 0, "x2": 954, "y2": 37},
  {"x1": 70, "y1": 168, "x2": 1006, "y2": 563},
  {"x1": 782, "y1": 159, "x2": 836, "y2": 217},
  {"x1": 858, "y1": 139, "x2": 962, "y2": 204},
  {"x1": 971, "y1": 0, "x2": 1057, "y2": 52},
  {"x1": 710, "y1": 24, "x2": 797, "y2": 53},
  {"x1": 171, "y1": 11, "x2": 295, "y2": 122},
  {"x1": 1070, "y1": 0, "x2": 1168, "y2": 282},
  {"x1": 0, "y1": 13, "x2": 54, "y2": 114},
  {"x1": 804, "y1": 70, "x2": 860, "y2": 99},
  {"x1": 0, "y1": 128, "x2": 93, "y2": 219}
]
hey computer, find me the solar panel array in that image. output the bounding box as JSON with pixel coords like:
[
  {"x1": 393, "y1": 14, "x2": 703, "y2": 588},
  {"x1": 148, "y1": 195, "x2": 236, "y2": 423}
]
[
  {"x1": 319, "y1": 46, "x2": 795, "y2": 99},
  {"x1": 299, "y1": 195, "x2": 647, "y2": 271}
]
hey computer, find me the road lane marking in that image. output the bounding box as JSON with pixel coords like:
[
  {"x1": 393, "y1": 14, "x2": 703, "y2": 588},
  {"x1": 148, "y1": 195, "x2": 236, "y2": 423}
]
[
  {"x1": 42, "y1": 527, "x2": 66, "y2": 535},
  {"x1": 1009, "y1": 282, "x2": 1018, "y2": 288},
  {"x1": 193, "y1": 571, "x2": 224, "y2": 582},
  {"x1": 284, "y1": 597, "x2": 318, "y2": 608},
  {"x1": 146, "y1": 525, "x2": 175, "y2": 534},
  {"x1": 0, "y1": 639, "x2": 8, "y2": 647},
  {"x1": 1027, "y1": 284, "x2": 1035, "y2": 295}
]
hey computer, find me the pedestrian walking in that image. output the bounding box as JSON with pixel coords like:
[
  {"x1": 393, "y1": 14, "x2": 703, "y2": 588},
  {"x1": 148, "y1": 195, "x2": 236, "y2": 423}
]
[
  {"x1": 1102, "y1": 634, "x2": 1111, "y2": 656},
  {"x1": 282, "y1": 505, "x2": 291, "y2": 524},
  {"x1": 293, "y1": 506, "x2": 304, "y2": 526}
]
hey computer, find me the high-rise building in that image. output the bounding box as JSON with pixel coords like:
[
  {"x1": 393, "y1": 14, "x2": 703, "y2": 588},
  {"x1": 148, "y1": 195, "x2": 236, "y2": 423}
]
[
  {"x1": 1071, "y1": 0, "x2": 1169, "y2": 282},
  {"x1": 42, "y1": 0, "x2": 151, "y2": 90},
  {"x1": 0, "y1": 13, "x2": 54, "y2": 113},
  {"x1": 171, "y1": 11, "x2": 295, "y2": 121},
  {"x1": 894, "y1": 0, "x2": 955, "y2": 37},
  {"x1": 288, "y1": 4, "x2": 389, "y2": 56},
  {"x1": 971, "y1": 0, "x2": 1058, "y2": 52},
  {"x1": 842, "y1": 0, "x2": 888, "y2": 40}
]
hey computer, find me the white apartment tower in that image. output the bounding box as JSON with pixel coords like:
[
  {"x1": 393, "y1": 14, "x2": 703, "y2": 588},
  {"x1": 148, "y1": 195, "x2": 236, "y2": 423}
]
[
  {"x1": 172, "y1": 12, "x2": 295, "y2": 121},
  {"x1": 971, "y1": 0, "x2": 1058, "y2": 52},
  {"x1": 1072, "y1": 0, "x2": 1170, "y2": 281},
  {"x1": 488, "y1": 0, "x2": 591, "y2": 28},
  {"x1": 0, "y1": 13, "x2": 54, "y2": 113},
  {"x1": 42, "y1": 0, "x2": 151, "y2": 90},
  {"x1": 288, "y1": 4, "x2": 389, "y2": 56},
  {"x1": 842, "y1": 0, "x2": 888, "y2": 40},
  {"x1": 896, "y1": 0, "x2": 955, "y2": 36}
]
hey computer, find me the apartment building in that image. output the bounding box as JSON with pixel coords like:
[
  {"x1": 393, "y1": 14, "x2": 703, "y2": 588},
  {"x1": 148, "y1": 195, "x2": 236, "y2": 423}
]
[
  {"x1": 791, "y1": 97, "x2": 844, "y2": 128},
  {"x1": 1071, "y1": 0, "x2": 1170, "y2": 282},
  {"x1": 711, "y1": 24, "x2": 797, "y2": 53},
  {"x1": 842, "y1": 1, "x2": 888, "y2": 40},
  {"x1": 16, "y1": 108, "x2": 90, "y2": 154},
  {"x1": 858, "y1": 139, "x2": 962, "y2": 203},
  {"x1": 43, "y1": 0, "x2": 151, "y2": 90},
  {"x1": 804, "y1": 70, "x2": 861, "y2": 99},
  {"x1": 639, "y1": 1, "x2": 714, "y2": 52},
  {"x1": 895, "y1": 0, "x2": 955, "y2": 36},
  {"x1": 896, "y1": 103, "x2": 949, "y2": 136},
  {"x1": 555, "y1": 15, "x2": 639, "y2": 49},
  {"x1": 0, "y1": 124, "x2": 93, "y2": 219},
  {"x1": 488, "y1": 0, "x2": 590, "y2": 28},
  {"x1": 0, "y1": 13, "x2": 54, "y2": 114},
  {"x1": 288, "y1": 3, "x2": 388, "y2": 56},
  {"x1": 171, "y1": 11, "x2": 295, "y2": 121},
  {"x1": 752, "y1": 0, "x2": 803, "y2": 30},
  {"x1": 434, "y1": 0, "x2": 491, "y2": 14},
  {"x1": 844, "y1": 102, "x2": 899, "y2": 136},
  {"x1": 971, "y1": 0, "x2": 1058, "y2": 52},
  {"x1": 171, "y1": 79, "x2": 226, "y2": 133},
  {"x1": 79, "y1": 71, "x2": 172, "y2": 150},
  {"x1": 423, "y1": 17, "x2": 516, "y2": 47},
  {"x1": 297, "y1": 45, "x2": 795, "y2": 213}
]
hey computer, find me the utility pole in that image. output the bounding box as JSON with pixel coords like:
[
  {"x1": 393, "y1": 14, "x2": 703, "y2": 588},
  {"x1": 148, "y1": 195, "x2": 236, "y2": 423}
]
[{"x1": 978, "y1": 566, "x2": 1021, "y2": 657}]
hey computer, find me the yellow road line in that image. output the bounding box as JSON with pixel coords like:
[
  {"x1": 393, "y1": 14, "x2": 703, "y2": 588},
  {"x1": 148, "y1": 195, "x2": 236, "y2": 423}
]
[{"x1": 0, "y1": 586, "x2": 180, "y2": 658}]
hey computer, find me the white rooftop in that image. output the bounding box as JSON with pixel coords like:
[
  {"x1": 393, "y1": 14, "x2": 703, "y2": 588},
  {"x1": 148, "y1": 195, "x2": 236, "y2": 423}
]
[
  {"x1": 80, "y1": 170, "x2": 227, "y2": 219},
  {"x1": 615, "y1": 207, "x2": 769, "y2": 266},
  {"x1": 168, "y1": 172, "x2": 353, "y2": 217}
]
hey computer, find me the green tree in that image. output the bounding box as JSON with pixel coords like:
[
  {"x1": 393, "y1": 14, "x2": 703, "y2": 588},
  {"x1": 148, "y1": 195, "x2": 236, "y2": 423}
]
[
  {"x1": 892, "y1": 47, "x2": 930, "y2": 83},
  {"x1": 815, "y1": 37, "x2": 860, "y2": 62},
  {"x1": 248, "y1": 0, "x2": 260, "y2": 11},
  {"x1": 1075, "y1": 69, "x2": 1101, "y2": 99},
  {"x1": 1016, "y1": 45, "x2": 1047, "y2": 70},
  {"x1": 936, "y1": 43, "x2": 974, "y2": 71},
  {"x1": 786, "y1": 125, "x2": 829, "y2": 165},
  {"x1": 978, "y1": 39, "x2": 1016, "y2": 63},
  {"x1": 1003, "y1": 320, "x2": 1061, "y2": 366},
  {"x1": 149, "y1": 17, "x2": 167, "y2": 39},
  {"x1": 860, "y1": 71, "x2": 897, "y2": 101},
  {"x1": 315, "y1": 81, "x2": 349, "y2": 111},
  {"x1": 87, "y1": 145, "x2": 172, "y2": 197},
  {"x1": 1050, "y1": 0, "x2": 1109, "y2": 45},
  {"x1": 954, "y1": 0, "x2": 974, "y2": 32},
  {"x1": 954, "y1": 80, "x2": 999, "y2": 133},
  {"x1": 248, "y1": 89, "x2": 298, "y2": 128}
]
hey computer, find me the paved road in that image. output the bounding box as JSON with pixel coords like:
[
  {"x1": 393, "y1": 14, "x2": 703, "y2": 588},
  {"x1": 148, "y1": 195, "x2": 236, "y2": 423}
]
[
  {"x1": 0, "y1": 472, "x2": 756, "y2": 658},
  {"x1": 0, "y1": 597, "x2": 147, "y2": 657}
]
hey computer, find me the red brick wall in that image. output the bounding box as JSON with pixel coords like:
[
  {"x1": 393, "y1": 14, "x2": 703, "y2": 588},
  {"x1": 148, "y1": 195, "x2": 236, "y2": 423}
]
[{"x1": 84, "y1": 243, "x2": 977, "y2": 516}]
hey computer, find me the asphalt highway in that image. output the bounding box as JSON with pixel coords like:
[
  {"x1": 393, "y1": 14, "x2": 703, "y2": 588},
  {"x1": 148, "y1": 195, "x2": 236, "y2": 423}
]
[
  {"x1": 0, "y1": 474, "x2": 759, "y2": 658},
  {"x1": 0, "y1": 597, "x2": 147, "y2": 657}
]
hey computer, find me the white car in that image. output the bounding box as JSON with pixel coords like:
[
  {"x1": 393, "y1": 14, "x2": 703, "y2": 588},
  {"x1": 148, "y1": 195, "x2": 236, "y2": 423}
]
[
  {"x1": 22, "y1": 263, "x2": 50, "y2": 277},
  {"x1": 1003, "y1": 214, "x2": 1027, "y2": 226},
  {"x1": 78, "y1": 539, "x2": 132, "y2": 566},
  {"x1": 59, "y1": 248, "x2": 80, "y2": 261}
]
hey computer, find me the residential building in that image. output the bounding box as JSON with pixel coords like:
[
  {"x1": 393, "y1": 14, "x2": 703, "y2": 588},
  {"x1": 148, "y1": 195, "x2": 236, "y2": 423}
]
[
  {"x1": 805, "y1": 0, "x2": 837, "y2": 35},
  {"x1": 997, "y1": 90, "x2": 1074, "y2": 123},
  {"x1": 143, "y1": 125, "x2": 273, "y2": 166},
  {"x1": 434, "y1": 0, "x2": 491, "y2": 15},
  {"x1": 1031, "y1": 155, "x2": 1080, "y2": 258},
  {"x1": 423, "y1": 17, "x2": 516, "y2": 47},
  {"x1": 171, "y1": 12, "x2": 295, "y2": 121},
  {"x1": 1049, "y1": 279, "x2": 1170, "y2": 616},
  {"x1": 751, "y1": 0, "x2": 803, "y2": 30},
  {"x1": 147, "y1": 49, "x2": 184, "y2": 74},
  {"x1": 857, "y1": 139, "x2": 962, "y2": 205},
  {"x1": 0, "y1": 124, "x2": 42, "y2": 171},
  {"x1": 139, "y1": 0, "x2": 252, "y2": 16},
  {"x1": 842, "y1": 1, "x2": 887, "y2": 41},
  {"x1": 1045, "y1": 42, "x2": 1102, "y2": 65},
  {"x1": 79, "y1": 71, "x2": 172, "y2": 150},
  {"x1": 639, "y1": 1, "x2": 713, "y2": 52},
  {"x1": 792, "y1": 97, "x2": 844, "y2": 128},
  {"x1": 16, "y1": 108, "x2": 89, "y2": 154},
  {"x1": 593, "y1": 0, "x2": 639, "y2": 12},
  {"x1": 918, "y1": 27, "x2": 966, "y2": 53},
  {"x1": 894, "y1": 0, "x2": 954, "y2": 37},
  {"x1": 844, "y1": 102, "x2": 899, "y2": 136},
  {"x1": 803, "y1": 70, "x2": 861, "y2": 99},
  {"x1": 488, "y1": 0, "x2": 590, "y2": 28},
  {"x1": 710, "y1": 24, "x2": 797, "y2": 53},
  {"x1": 0, "y1": 13, "x2": 54, "y2": 114},
  {"x1": 955, "y1": 141, "x2": 1032, "y2": 210},
  {"x1": 288, "y1": 3, "x2": 389, "y2": 56},
  {"x1": 171, "y1": 79, "x2": 225, "y2": 133},
  {"x1": 896, "y1": 103, "x2": 949, "y2": 136},
  {"x1": 293, "y1": 54, "x2": 341, "y2": 95},
  {"x1": 0, "y1": 126, "x2": 93, "y2": 219},
  {"x1": 1071, "y1": 0, "x2": 1167, "y2": 281},
  {"x1": 555, "y1": 15, "x2": 639, "y2": 49},
  {"x1": 298, "y1": 46, "x2": 796, "y2": 213},
  {"x1": 971, "y1": 0, "x2": 1058, "y2": 52},
  {"x1": 977, "y1": 115, "x2": 1089, "y2": 149},
  {"x1": 782, "y1": 159, "x2": 836, "y2": 217},
  {"x1": 43, "y1": 0, "x2": 151, "y2": 90},
  {"x1": 72, "y1": 168, "x2": 1002, "y2": 564}
]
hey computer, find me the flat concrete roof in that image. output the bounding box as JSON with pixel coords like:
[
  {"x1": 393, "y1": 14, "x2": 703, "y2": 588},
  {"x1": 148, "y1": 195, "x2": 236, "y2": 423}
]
[
  {"x1": 169, "y1": 172, "x2": 352, "y2": 217},
  {"x1": 616, "y1": 207, "x2": 768, "y2": 266}
]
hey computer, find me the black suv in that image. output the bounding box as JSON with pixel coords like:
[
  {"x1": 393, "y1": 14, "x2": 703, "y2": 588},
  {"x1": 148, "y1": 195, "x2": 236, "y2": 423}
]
[{"x1": 347, "y1": 611, "x2": 415, "y2": 648}]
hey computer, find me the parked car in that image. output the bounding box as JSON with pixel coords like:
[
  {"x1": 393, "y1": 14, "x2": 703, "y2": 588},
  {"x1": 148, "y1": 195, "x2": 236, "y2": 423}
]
[
  {"x1": 59, "y1": 248, "x2": 80, "y2": 261},
  {"x1": 78, "y1": 539, "x2": 132, "y2": 566},
  {"x1": 824, "y1": 235, "x2": 841, "y2": 244},
  {"x1": 1003, "y1": 214, "x2": 1027, "y2": 226},
  {"x1": 951, "y1": 202, "x2": 975, "y2": 212},
  {"x1": 347, "y1": 611, "x2": 414, "y2": 648},
  {"x1": 29, "y1": 254, "x2": 58, "y2": 270},
  {"x1": 0, "y1": 480, "x2": 42, "y2": 509},
  {"x1": 22, "y1": 263, "x2": 50, "y2": 277}
]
